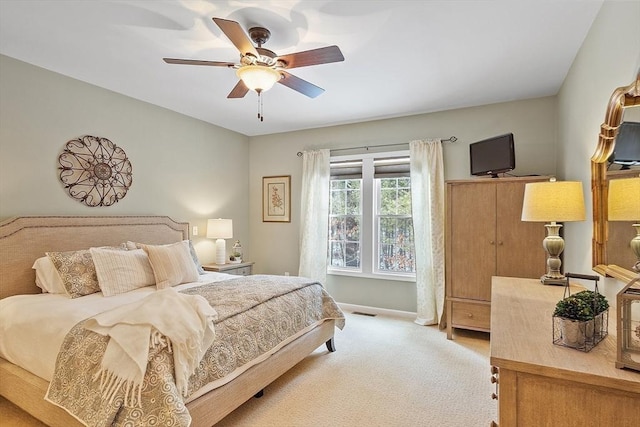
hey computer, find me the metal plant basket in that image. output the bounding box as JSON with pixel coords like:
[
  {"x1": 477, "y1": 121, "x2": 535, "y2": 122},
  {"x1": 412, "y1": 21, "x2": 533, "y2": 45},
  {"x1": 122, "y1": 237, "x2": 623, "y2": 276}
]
[
  {"x1": 553, "y1": 310, "x2": 609, "y2": 352},
  {"x1": 552, "y1": 273, "x2": 609, "y2": 352}
]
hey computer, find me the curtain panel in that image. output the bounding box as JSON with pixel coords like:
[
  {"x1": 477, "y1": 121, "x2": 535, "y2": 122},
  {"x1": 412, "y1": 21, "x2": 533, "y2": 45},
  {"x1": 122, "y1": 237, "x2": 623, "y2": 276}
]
[
  {"x1": 298, "y1": 149, "x2": 330, "y2": 284},
  {"x1": 410, "y1": 140, "x2": 445, "y2": 326}
]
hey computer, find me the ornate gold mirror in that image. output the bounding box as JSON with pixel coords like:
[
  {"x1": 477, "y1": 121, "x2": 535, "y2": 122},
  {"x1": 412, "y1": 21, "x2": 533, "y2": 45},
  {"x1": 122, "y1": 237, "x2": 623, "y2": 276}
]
[{"x1": 592, "y1": 72, "x2": 640, "y2": 282}]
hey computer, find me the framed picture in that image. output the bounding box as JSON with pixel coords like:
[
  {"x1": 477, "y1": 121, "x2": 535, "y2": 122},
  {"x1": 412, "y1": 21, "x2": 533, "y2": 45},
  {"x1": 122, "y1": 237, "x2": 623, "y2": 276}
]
[{"x1": 262, "y1": 175, "x2": 291, "y2": 222}]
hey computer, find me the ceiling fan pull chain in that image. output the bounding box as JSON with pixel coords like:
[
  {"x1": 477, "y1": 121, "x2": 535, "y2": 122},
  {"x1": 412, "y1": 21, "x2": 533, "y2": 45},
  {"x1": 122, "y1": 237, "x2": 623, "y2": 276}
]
[{"x1": 257, "y1": 91, "x2": 264, "y2": 122}]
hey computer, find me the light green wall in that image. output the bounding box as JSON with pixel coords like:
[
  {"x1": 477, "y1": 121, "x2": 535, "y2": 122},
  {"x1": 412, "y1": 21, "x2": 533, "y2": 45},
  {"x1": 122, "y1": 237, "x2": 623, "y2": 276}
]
[
  {"x1": 558, "y1": 0, "x2": 640, "y2": 302},
  {"x1": 249, "y1": 97, "x2": 557, "y2": 311},
  {"x1": 0, "y1": 55, "x2": 250, "y2": 264}
]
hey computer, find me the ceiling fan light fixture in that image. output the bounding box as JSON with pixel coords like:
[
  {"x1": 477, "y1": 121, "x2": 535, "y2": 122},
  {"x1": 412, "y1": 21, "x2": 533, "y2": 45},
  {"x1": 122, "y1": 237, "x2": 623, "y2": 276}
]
[{"x1": 236, "y1": 65, "x2": 281, "y2": 93}]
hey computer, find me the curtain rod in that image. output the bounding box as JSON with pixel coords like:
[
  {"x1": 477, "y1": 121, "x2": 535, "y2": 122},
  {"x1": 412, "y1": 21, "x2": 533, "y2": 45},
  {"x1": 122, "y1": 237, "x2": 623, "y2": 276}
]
[{"x1": 296, "y1": 136, "x2": 457, "y2": 157}]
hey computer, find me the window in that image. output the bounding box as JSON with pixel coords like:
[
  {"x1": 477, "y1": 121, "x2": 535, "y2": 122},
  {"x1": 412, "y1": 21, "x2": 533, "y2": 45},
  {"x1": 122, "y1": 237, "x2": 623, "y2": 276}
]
[
  {"x1": 328, "y1": 178, "x2": 361, "y2": 268},
  {"x1": 328, "y1": 151, "x2": 415, "y2": 279},
  {"x1": 377, "y1": 176, "x2": 414, "y2": 273}
]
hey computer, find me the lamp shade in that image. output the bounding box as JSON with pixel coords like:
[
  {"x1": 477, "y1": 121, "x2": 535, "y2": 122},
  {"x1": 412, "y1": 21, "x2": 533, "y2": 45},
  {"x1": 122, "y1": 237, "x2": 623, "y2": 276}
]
[
  {"x1": 206, "y1": 218, "x2": 233, "y2": 239},
  {"x1": 608, "y1": 177, "x2": 640, "y2": 221},
  {"x1": 236, "y1": 65, "x2": 280, "y2": 92},
  {"x1": 521, "y1": 180, "x2": 586, "y2": 222}
]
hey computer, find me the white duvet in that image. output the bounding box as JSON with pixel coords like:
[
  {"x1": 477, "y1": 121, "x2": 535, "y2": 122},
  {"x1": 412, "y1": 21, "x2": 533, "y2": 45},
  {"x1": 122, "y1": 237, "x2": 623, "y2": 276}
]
[{"x1": 0, "y1": 272, "x2": 232, "y2": 382}]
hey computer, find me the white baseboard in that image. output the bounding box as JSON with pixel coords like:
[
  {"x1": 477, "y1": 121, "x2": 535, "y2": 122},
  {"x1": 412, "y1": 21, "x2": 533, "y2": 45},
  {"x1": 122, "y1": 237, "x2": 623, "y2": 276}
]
[{"x1": 337, "y1": 302, "x2": 416, "y2": 320}]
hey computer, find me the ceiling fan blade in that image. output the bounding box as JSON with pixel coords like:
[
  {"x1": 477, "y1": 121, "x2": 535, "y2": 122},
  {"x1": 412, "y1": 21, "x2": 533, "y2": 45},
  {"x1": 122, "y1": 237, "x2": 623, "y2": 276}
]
[
  {"x1": 163, "y1": 58, "x2": 235, "y2": 67},
  {"x1": 278, "y1": 45, "x2": 344, "y2": 69},
  {"x1": 278, "y1": 71, "x2": 325, "y2": 98},
  {"x1": 227, "y1": 80, "x2": 249, "y2": 98},
  {"x1": 213, "y1": 17, "x2": 259, "y2": 58}
]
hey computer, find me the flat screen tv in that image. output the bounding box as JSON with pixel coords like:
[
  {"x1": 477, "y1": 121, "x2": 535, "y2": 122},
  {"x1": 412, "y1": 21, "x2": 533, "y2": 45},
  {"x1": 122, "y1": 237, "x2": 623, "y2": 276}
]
[
  {"x1": 469, "y1": 133, "x2": 515, "y2": 178},
  {"x1": 609, "y1": 121, "x2": 640, "y2": 169}
]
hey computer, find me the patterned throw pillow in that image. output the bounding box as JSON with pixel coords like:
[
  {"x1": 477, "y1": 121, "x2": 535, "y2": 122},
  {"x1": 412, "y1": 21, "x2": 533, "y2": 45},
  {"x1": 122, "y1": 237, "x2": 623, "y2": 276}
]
[
  {"x1": 187, "y1": 240, "x2": 206, "y2": 275},
  {"x1": 46, "y1": 249, "x2": 100, "y2": 298}
]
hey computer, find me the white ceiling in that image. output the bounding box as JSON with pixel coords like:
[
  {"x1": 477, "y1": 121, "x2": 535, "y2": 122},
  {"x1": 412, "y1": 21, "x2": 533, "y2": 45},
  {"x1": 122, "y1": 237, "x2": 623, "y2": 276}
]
[{"x1": 0, "y1": 0, "x2": 603, "y2": 137}]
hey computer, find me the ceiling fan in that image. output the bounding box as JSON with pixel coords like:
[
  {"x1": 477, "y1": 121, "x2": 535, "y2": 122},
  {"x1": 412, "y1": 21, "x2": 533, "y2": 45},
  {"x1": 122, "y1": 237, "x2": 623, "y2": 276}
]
[{"x1": 163, "y1": 17, "x2": 344, "y2": 118}]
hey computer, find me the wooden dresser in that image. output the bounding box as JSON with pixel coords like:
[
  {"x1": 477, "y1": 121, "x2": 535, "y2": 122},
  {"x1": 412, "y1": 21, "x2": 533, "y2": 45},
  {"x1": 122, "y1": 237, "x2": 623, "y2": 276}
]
[{"x1": 490, "y1": 276, "x2": 640, "y2": 426}]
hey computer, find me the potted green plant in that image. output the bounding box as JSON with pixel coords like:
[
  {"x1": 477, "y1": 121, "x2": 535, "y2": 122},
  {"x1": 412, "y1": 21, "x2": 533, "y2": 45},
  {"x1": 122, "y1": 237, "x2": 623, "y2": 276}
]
[
  {"x1": 229, "y1": 252, "x2": 242, "y2": 264},
  {"x1": 574, "y1": 290, "x2": 609, "y2": 315},
  {"x1": 576, "y1": 290, "x2": 609, "y2": 341},
  {"x1": 553, "y1": 290, "x2": 609, "y2": 350}
]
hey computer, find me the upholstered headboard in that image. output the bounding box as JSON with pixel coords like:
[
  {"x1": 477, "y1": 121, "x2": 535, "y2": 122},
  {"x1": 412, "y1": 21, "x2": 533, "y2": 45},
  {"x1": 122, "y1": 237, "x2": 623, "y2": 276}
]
[{"x1": 0, "y1": 216, "x2": 189, "y2": 299}]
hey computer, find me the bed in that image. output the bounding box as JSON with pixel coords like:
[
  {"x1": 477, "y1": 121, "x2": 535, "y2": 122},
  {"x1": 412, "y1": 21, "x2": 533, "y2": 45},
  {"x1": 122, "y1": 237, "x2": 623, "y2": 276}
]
[{"x1": 0, "y1": 215, "x2": 344, "y2": 426}]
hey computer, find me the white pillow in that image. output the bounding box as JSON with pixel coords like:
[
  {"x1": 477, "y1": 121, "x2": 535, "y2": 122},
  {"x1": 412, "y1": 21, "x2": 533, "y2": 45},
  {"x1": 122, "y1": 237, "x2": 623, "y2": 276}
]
[
  {"x1": 142, "y1": 241, "x2": 199, "y2": 289},
  {"x1": 32, "y1": 256, "x2": 66, "y2": 294},
  {"x1": 127, "y1": 239, "x2": 205, "y2": 274},
  {"x1": 90, "y1": 247, "x2": 156, "y2": 296}
]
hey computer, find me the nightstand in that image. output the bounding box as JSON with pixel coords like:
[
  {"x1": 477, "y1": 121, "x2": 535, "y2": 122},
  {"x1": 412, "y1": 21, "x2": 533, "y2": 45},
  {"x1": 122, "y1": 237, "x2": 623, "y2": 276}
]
[{"x1": 202, "y1": 261, "x2": 254, "y2": 276}]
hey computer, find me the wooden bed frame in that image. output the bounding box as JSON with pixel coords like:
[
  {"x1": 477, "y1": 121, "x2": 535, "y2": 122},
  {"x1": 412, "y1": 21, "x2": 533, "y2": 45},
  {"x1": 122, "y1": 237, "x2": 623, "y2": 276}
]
[{"x1": 0, "y1": 216, "x2": 337, "y2": 427}]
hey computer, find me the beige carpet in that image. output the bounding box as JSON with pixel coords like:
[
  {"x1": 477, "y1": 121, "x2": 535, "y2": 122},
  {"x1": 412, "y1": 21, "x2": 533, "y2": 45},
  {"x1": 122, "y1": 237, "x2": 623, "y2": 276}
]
[{"x1": 0, "y1": 311, "x2": 496, "y2": 426}]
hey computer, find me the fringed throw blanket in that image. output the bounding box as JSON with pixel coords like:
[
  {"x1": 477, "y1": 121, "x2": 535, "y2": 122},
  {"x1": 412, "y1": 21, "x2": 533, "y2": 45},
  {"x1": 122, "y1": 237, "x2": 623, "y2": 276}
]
[
  {"x1": 83, "y1": 287, "x2": 217, "y2": 407},
  {"x1": 45, "y1": 275, "x2": 345, "y2": 427}
]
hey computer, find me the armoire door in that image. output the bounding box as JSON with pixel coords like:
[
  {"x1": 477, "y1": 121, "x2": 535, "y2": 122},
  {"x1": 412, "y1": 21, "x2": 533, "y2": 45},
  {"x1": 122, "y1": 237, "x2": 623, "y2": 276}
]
[
  {"x1": 449, "y1": 182, "x2": 496, "y2": 301},
  {"x1": 495, "y1": 181, "x2": 547, "y2": 279}
]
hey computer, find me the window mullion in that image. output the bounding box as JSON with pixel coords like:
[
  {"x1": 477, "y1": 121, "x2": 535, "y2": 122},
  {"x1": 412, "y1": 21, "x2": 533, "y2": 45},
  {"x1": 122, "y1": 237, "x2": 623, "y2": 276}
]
[{"x1": 361, "y1": 157, "x2": 374, "y2": 275}]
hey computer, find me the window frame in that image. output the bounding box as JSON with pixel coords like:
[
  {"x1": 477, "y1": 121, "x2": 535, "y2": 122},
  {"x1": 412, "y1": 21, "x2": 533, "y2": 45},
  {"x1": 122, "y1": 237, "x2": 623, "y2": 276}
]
[
  {"x1": 327, "y1": 150, "x2": 415, "y2": 282},
  {"x1": 374, "y1": 176, "x2": 415, "y2": 277}
]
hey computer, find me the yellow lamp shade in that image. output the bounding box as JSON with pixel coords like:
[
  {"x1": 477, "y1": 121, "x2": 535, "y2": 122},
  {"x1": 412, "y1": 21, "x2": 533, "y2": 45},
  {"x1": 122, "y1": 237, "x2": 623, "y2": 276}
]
[
  {"x1": 608, "y1": 177, "x2": 640, "y2": 222},
  {"x1": 521, "y1": 180, "x2": 586, "y2": 222}
]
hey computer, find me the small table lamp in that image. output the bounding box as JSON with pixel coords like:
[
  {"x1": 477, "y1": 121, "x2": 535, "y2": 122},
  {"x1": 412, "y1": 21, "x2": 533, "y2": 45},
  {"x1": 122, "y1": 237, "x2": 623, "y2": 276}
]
[
  {"x1": 608, "y1": 177, "x2": 640, "y2": 272},
  {"x1": 521, "y1": 178, "x2": 586, "y2": 285},
  {"x1": 207, "y1": 218, "x2": 233, "y2": 265}
]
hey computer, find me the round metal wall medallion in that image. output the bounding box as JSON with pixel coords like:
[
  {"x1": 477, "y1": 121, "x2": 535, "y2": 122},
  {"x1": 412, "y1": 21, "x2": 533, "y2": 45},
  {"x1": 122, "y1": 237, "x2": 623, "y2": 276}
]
[{"x1": 58, "y1": 135, "x2": 133, "y2": 207}]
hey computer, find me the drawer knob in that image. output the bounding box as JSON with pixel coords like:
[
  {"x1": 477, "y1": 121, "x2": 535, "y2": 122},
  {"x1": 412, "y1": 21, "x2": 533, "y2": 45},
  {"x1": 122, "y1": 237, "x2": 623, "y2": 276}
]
[
  {"x1": 467, "y1": 313, "x2": 474, "y2": 318},
  {"x1": 491, "y1": 375, "x2": 498, "y2": 384},
  {"x1": 491, "y1": 366, "x2": 498, "y2": 375},
  {"x1": 491, "y1": 392, "x2": 498, "y2": 400}
]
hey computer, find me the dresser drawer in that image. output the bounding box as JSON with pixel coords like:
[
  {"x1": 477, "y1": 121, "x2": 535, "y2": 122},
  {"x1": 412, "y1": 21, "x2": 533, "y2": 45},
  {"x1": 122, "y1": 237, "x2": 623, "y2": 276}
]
[
  {"x1": 202, "y1": 262, "x2": 253, "y2": 276},
  {"x1": 451, "y1": 301, "x2": 491, "y2": 331}
]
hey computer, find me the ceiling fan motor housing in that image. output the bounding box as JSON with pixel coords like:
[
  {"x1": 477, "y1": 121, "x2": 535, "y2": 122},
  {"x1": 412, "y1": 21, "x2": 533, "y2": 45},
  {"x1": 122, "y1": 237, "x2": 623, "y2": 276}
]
[
  {"x1": 256, "y1": 48, "x2": 278, "y2": 66},
  {"x1": 241, "y1": 48, "x2": 278, "y2": 67},
  {"x1": 249, "y1": 27, "x2": 271, "y2": 46}
]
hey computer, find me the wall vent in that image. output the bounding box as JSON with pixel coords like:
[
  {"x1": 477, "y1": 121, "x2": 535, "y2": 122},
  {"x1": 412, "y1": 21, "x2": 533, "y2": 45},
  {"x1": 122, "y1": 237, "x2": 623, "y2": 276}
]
[{"x1": 352, "y1": 311, "x2": 377, "y2": 317}]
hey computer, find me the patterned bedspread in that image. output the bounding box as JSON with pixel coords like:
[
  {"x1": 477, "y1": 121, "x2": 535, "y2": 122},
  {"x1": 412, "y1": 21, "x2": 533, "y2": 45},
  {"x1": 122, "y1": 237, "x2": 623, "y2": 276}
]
[{"x1": 45, "y1": 275, "x2": 345, "y2": 427}]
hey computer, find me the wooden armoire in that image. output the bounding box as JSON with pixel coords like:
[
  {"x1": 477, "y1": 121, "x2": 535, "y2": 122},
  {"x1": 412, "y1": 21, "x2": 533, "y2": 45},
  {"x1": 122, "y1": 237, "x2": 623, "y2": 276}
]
[{"x1": 445, "y1": 176, "x2": 549, "y2": 339}]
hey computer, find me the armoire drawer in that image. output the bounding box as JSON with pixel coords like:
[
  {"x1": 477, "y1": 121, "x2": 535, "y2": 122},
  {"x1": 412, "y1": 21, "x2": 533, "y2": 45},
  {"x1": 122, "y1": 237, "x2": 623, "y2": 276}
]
[{"x1": 450, "y1": 301, "x2": 491, "y2": 331}]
